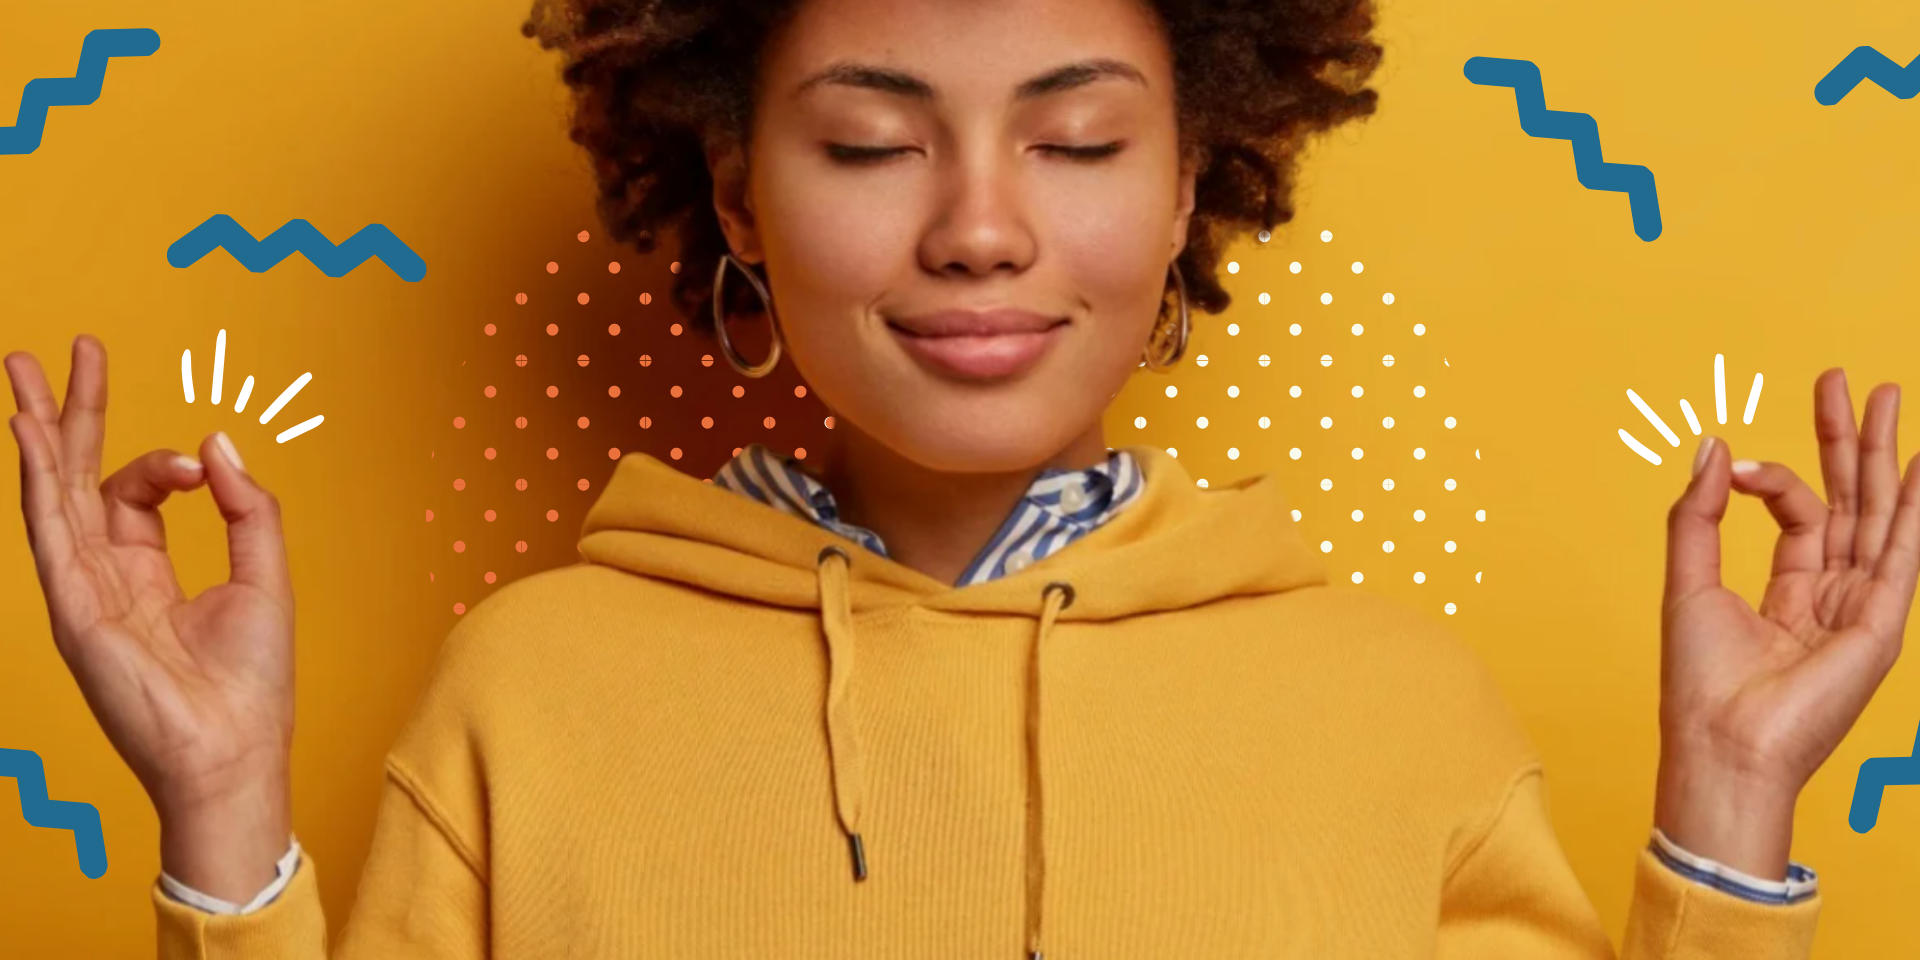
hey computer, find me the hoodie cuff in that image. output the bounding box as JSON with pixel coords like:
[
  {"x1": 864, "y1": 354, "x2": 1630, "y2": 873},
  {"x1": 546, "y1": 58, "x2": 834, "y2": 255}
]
[
  {"x1": 158, "y1": 835, "x2": 303, "y2": 915},
  {"x1": 1647, "y1": 827, "x2": 1818, "y2": 905}
]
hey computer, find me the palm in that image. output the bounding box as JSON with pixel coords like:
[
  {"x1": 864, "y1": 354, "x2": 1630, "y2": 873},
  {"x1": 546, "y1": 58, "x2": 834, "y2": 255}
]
[
  {"x1": 7, "y1": 338, "x2": 293, "y2": 808},
  {"x1": 61, "y1": 548, "x2": 284, "y2": 781},
  {"x1": 1663, "y1": 369, "x2": 1920, "y2": 791}
]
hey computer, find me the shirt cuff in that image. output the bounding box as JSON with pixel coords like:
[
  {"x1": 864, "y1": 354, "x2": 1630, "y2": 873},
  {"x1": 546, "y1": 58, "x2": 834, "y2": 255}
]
[
  {"x1": 1647, "y1": 827, "x2": 1818, "y2": 905},
  {"x1": 158, "y1": 834, "x2": 303, "y2": 915}
]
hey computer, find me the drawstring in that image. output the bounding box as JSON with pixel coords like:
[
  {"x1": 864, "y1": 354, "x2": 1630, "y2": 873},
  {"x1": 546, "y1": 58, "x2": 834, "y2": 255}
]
[
  {"x1": 1028, "y1": 580, "x2": 1074, "y2": 960},
  {"x1": 816, "y1": 545, "x2": 870, "y2": 881},
  {"x1": 813, "y1": 544, "x2": 1076, "y2": 959}
]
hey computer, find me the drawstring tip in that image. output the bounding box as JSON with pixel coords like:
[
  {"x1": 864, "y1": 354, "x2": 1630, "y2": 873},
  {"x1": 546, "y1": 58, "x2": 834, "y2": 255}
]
[
  {"x1": 847, "y1": 832, "x2": 868, "y2": 882},
  {"x1": 1027, "y1": 951, "x2": 1043, "y2": 960}
]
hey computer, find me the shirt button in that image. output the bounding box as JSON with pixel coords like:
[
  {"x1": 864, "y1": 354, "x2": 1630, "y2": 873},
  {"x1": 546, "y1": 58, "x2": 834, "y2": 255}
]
[
  {"x1": 1059, "y1": 485, "x2": 1088, "y2": 512},
  {"x1": 1006, "y1": 551, "x2": 1033, "y2": 573}
]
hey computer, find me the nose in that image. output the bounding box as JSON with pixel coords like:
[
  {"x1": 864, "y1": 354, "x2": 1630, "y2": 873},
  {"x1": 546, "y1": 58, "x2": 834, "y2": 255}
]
[{"x1": 916, "y1": 145, "x2": 1038, "y2": 279}]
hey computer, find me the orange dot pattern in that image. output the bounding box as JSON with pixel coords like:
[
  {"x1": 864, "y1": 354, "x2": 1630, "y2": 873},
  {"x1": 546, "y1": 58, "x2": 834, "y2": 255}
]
[{"x1": 433, "y1": 228, "x2": 830, "y2": 617}]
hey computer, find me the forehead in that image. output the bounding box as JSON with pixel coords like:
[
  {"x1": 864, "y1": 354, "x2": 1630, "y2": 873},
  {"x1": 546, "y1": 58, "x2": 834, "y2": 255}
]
[{"x1": 763, "y1": 0, "x2": 1172, "y2": 97}]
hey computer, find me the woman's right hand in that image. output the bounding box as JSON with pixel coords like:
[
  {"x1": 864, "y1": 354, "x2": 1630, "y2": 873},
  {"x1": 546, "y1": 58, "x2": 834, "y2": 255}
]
[{"x1": 6, "y1": 335, "x2": 296, "y2": 902}]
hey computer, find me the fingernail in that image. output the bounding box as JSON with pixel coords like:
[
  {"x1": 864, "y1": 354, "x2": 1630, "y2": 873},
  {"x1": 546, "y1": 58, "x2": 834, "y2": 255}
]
[
  {"x1": 172, "y1": 455, "x2": 202, "y2": 474},
  {"x1": 214, "y1": 431, "x2": 246, "y2": 472},
  {"x1": 1732, "y1": 459, "x2": 1762, "y2": 476},
  {"x1": 1693, "y1": 436, "x2": 1716, "y2": 476}
]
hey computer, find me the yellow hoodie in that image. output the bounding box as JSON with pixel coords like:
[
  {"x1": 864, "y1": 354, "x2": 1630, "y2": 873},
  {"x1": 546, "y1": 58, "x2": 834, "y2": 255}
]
[{"x1": 154, "y1": 445, "x2": 1818, "y2": 959}]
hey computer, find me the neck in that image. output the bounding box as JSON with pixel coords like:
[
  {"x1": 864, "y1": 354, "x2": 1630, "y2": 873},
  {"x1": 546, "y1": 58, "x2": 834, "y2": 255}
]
[{"x1": 802, "y1": 420, "x2": 1111, "y2": 586}]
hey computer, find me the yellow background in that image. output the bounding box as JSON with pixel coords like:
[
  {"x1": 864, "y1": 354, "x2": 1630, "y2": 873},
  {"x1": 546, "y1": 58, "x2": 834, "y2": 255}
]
[{"x1": 2, "y1": 0, "x2": 1917, "y2": 953}]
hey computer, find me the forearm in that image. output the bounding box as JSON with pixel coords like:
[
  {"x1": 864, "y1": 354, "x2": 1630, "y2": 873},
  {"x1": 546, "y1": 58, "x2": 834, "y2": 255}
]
[
  {"x1": 157, "y1": 760, "x2": 294, "y2": 904},
  {"x1": 1652, "y1": 747, "x2": 1797, "y2": 882}
]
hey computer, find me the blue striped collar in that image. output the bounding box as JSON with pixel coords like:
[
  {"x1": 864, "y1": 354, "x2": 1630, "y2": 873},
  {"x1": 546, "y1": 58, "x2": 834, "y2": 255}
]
[{"x1": 711, "y1": 443, "x2": 1145, "y2": 587}]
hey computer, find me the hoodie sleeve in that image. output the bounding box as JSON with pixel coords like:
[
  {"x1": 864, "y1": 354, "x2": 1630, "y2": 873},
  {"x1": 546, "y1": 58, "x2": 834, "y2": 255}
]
[
  {"x1": 153, "y1": 760, "x2": 489, "y2": 960},
  {"x1": 1436, "y1": 764, "x2": 1819, "y2": 960}
]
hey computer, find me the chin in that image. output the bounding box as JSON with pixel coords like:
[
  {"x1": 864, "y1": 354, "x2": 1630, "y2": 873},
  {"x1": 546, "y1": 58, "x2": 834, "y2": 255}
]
[{"x1": 872, "y1": 396, "x2": 1097, "y2": 474}]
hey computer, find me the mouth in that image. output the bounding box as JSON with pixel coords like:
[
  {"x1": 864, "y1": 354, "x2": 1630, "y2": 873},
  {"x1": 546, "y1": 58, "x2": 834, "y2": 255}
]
[{"x1": 886, "y1": 308, "x2": 1071, "y2": 383}]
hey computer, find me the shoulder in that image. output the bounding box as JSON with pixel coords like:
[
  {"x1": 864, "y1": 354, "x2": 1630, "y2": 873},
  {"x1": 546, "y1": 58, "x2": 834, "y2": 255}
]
[
  {"x1": 438, "y1": 560, "x2": 732, "y2": 667},
  {"x1": 384, "y1": 563, "x2": 693, "y2": 762},
  {"x1": 459, "y1": 560, "x2": 672, "y2": 633},
  {"x1": 1251, "y1": 583, "x2": 1542, "y2": 784},
  {"x1": 1270, "y1": 584, "x2": 1505, "y2": 686}
]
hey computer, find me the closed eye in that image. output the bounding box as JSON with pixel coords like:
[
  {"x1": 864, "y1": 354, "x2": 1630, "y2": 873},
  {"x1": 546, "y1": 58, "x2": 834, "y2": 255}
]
[
  {"x1": 1037, "y1": 141, "x2": 1124, "y2": 161},
  {"x1": 825, "y1": 143, "x2": 914, "y2": 164},
  {"x1": 825, "y1": 141, "x2": 1127, "y2": 164}
]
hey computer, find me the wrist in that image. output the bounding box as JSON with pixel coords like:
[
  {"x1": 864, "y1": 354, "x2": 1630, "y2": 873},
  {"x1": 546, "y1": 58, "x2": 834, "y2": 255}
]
[
  {"x1": 1653, "y1": 749, "x2": 1798, "y2": 881},
  {"x1": 157, "y1": 764, "x2": 292, "y2": 903}
]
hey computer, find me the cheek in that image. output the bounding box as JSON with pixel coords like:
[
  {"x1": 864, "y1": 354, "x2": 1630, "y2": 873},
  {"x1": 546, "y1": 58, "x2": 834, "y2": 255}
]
[
  {"x1": 1038, "y1": 177, "x2": 1174, "y2": 318},
  {"x1": 754, "y1": 162, "x2": 915, "y2": 309}
]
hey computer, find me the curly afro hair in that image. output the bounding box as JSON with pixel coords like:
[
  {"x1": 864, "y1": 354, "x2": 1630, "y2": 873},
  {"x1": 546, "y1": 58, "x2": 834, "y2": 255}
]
[{"x1": 522, "y1": 0, "x2": 1381, "y2": 334}]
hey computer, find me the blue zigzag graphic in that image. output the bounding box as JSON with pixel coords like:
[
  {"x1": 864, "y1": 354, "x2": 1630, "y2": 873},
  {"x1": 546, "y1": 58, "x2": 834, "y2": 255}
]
[
  {"x1": 1849, "y1": 723, "x2": 1920, "y2": 833},
  {"x1": 1815, "y1": 46, "x2": 1920, "y2": 105},
  {"x1": 1, "y1": 28, "x2": 161, "y2": 156},
  {"x1": 1463, "y1": 57, "x2": 1663, "y2": 242},
  {"x1": 168, "y1": 215, "x2": 428, "y2": 281},
  {"x1": 0, "y1": 748, "x2": 108, "y2": 878}
]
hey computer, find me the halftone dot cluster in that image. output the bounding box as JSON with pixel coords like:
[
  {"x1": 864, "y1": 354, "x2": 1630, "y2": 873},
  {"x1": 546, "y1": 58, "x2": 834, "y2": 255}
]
[
  {"x1": 1126, "y1": 225, "x2": 1477, "y2": 617},
  {"x1": 441, "y1": 230, "x2": 829, "y2": 613}
]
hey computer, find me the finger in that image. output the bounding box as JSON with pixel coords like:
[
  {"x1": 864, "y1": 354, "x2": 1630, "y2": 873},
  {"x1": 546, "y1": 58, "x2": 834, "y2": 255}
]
[
  {"x1": 200, "y1": 432, "x2": 292, "y2": 607},
  {"x1": 1873, "y1": 450, "x2": 1920, "y2": 600},
  {"x1": 59, "y1": 336, "x2": 109, "y2": 495},
  {"x1": 1815, "y1": 368, "x2": 1860, "y2": 571},
  {"x1": 1726, "y1": 451, "x2": 1829, "y2": 579},
  {"x1": 99, "y1": 449, "x2": 207, "y2": 551},
  {"x1": 1666, "y1": 435, "x2": 1731, "y2": 604},
  {"x1": 1854, "y1": 383, "x2": 1903, "y2": 569},
  {"x1": 10, "y1": 412, "x2": 79, "y2": 578},
  {"x1": 5, "y1": 352, "x2": 66, "y2": 469}
]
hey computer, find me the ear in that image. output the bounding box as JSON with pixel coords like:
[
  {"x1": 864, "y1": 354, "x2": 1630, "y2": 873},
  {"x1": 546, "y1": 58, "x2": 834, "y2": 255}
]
[
  {"x1": 706, "y1": 134, "x2": 765, "y2": 264},
  {"x1": 1169, "y1": 150, "x2": 1198, "y2": 259}
]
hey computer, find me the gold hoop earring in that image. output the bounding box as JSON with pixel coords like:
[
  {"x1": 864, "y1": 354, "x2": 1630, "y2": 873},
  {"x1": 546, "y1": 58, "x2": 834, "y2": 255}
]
[
  {"x1": 714, "y1": 252, "x2": 786, "y2": 379},
  {"x1": 1141, "y1": 261, "x2": 1190, "y2": 371}
]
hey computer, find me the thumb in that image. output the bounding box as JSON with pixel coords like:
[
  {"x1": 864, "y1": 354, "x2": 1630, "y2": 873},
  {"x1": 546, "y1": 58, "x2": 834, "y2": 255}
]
[
  {"x1": 1665, "y1": 434, "x2": 1731, "y2": 604},
  {"x1": 200, "y1": 431, "x2": 292, "y2": 608}
]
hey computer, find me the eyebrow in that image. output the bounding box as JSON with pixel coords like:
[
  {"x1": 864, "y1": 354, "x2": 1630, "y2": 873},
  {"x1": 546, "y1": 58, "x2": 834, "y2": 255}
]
[{"x1": 793, "y1": 57, "x2": 1148, "y2": 102}]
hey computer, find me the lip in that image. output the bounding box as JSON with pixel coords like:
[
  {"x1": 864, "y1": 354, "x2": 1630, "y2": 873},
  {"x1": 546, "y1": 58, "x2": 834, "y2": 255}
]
[{"x1": 887, "y1": 308, "x2": 1069, "y2": 382}]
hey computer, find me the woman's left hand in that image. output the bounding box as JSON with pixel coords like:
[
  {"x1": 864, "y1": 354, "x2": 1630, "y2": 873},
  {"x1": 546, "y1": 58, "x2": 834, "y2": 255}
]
[{"x1": 1656, "y1": 368, "x2": 1920, "y2": 880}]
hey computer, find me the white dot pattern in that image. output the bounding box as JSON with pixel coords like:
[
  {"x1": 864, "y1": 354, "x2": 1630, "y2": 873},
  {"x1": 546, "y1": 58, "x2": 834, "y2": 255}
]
[{"x1": 1123, "y1": 225, "x2": 1475, "y2": 617}]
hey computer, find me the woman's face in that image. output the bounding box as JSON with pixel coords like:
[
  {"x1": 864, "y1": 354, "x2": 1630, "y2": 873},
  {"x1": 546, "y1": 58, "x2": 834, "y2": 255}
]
[{"x1": 710, "y1": 0, "x2": 1195, "y2": 473}]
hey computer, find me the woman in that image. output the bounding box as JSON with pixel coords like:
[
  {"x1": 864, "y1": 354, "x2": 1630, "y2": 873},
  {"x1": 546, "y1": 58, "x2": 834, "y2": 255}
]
[{"x1": 6, "y1": 0, "x2": 1918, "y2": 956}]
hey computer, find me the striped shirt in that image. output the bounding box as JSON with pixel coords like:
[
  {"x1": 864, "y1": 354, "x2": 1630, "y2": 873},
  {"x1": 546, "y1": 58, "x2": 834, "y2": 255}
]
[{"x1": 711, "y1": 443, "x2": 1145, "y2": 587}]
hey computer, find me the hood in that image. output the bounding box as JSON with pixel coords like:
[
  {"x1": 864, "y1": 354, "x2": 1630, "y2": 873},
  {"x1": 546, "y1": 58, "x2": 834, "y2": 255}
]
[{"x1": 577, "y1": 444, "x2": 1327, "y2": 959}]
